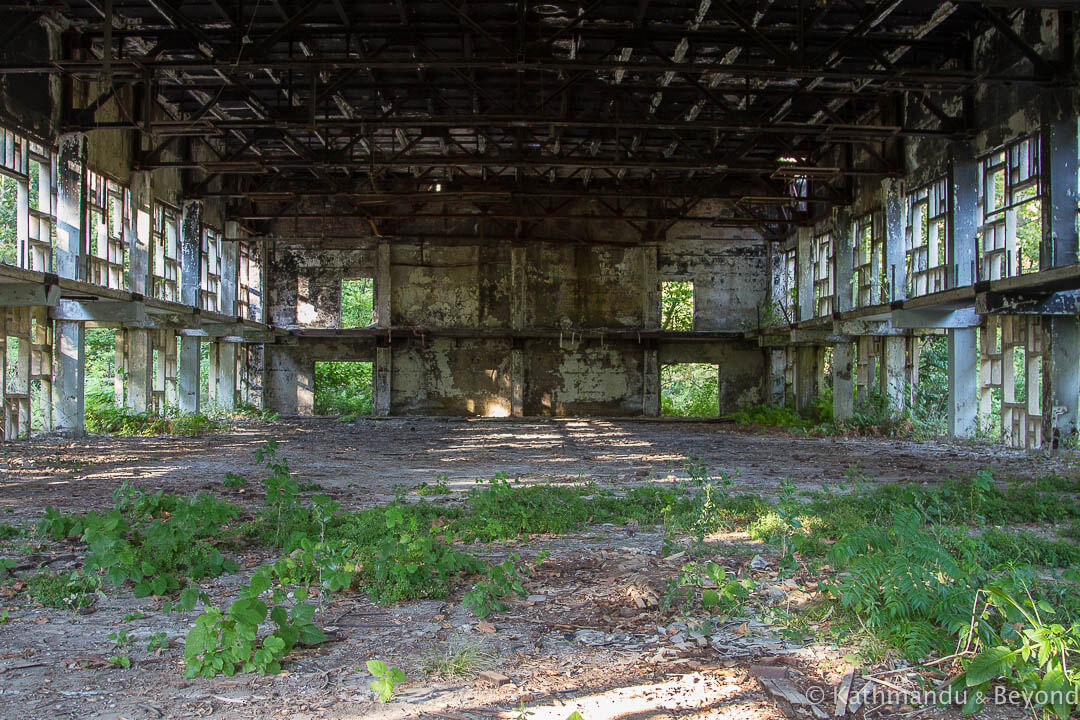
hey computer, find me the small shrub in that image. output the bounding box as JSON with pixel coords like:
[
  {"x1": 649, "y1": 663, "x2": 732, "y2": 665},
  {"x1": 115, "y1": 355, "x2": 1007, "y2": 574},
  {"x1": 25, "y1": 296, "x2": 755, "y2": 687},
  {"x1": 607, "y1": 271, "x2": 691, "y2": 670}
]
[{"x1": 26, "y1": 571, "x2": 99, "y2": 610}]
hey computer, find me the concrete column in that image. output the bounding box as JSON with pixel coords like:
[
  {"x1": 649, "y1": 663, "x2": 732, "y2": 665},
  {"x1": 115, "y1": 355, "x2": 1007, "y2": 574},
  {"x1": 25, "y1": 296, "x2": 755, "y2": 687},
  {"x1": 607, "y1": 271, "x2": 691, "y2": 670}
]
[
  {"x1": 768, "y1": 348, "x2": 787, "y2": 405},
  {"x1": 221, "y1": 221, "x2": 240, "y2": 317},
  {"x1": 264, "y1": 344, "x2": 312, "y2": 415},
  {"x1": 216, "y1": 341, "x2": 238, "y2": 411},
  {"x1": 796, "y1": 226, "x2": 814, "y2": 321},
  {"x1": 883, "y1": 335, "x2": 907, "y2": 411},
  {"x1": 833, "y1": 341, "x2": 854, "y2": 421},
  {"x1": 178, "y1": 202, "x2": 202, "y2": 413},
  {"x1": 948, "y1": 328, "x2": 979, "y2": 437},
  {"x1": 376, "y1": 241, "x2": 391, "y2": 328},
  {"x1": 949, "y1": 142, "x2": 978, "y2": 287},
  {"x1": 641, "y1": 243, "x2": 660, "y2": 416},
  {"x1": 374, "y1": 345, "x2": 391, "y2": 416},
  {"x1": 178, "y1": 336, "x2": 201, "y2": 413},
  {"x1": 795, "y1": 345, "x2": 821, "y2": 413},
  {"x1": 127, "y1": 172, "x2": 152, "y2": 295},
  {"x1": 882, "y1": 178, "x2": 906, "y2": 302},
  {"x1": 642, "y1": 244, "x2": 659, "y2": 328},
  {"x1": 510, "y1": 245, "x2": 526, "y2": 417},
  {"x1": 207, "y1": 340, "x2": 220, "y2": 406},
  {"x1": 124, "y1": 329, "x2": 153, "y2": 411},
  {"x1": 1040, "y1": 114, "x2": 1079, "y2": 269},
  {"x1": 833, "y1": 207, "x2": 854, "y2": 313},
  {"x1": 944, "y1": 142, "x2": 981, "y2": 438},
  {"x1": 52, "y1": 133, "x2": 87, "y2": 435},
  {"x1": 643, "y1": 346, "x2": 659, "y2": 416},
  {"x1": 1042, "y1": 318, "x2": 1080, "y2": 448}
]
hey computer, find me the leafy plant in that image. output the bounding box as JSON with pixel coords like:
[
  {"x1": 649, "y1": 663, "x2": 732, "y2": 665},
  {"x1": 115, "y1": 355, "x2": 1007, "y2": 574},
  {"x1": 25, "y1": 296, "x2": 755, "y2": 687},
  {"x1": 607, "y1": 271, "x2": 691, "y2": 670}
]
[
  {"x1": 955, "y1": 580, "x2": 1080, "y2": 718},
  {"x1": 146, "y1": 632, "x2": 169, "y2": 652},
  {"x1": 26, "y1": 571, "x2": 99, "y2": 610},
  {"x1": 183, "y1": 581, "x2": 326, "y2": 678},
  {"x1": 366, "y1": 659, "x2": 406, "y2": 703},
  {"x1": 108, "y1": 654, "x2": 131, "y2": 668},
  {"x1": 223, "y1": 472, "x2": 247, "y2": 490},
  {"x1": 463, "y1": 555, "x2": 528, "y2": 618}
]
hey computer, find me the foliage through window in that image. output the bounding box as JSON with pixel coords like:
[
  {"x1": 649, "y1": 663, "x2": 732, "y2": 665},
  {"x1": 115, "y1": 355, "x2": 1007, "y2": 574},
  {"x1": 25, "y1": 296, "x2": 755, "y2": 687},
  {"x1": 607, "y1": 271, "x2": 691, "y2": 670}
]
[
  {"x1": 661, "y1": 364, "x2": 718, "y2": 417},
  {"x1": 341, "y1": 278, "x2": 374, "y2": 328},
  {"x1": 978, "y1": 136, "x2": 1041, "y2": 280},
  {"x1": 661, "y1": 281, "x2": 694, "y2": 331},
  {"x1": 314, "y1": 361, "x2": 373, "y2": 416}
]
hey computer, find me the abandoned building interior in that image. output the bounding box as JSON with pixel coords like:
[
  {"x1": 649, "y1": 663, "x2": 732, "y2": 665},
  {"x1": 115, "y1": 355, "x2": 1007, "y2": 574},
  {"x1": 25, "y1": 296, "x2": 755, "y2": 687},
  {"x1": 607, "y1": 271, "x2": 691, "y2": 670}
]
[{"x1": 0, "y1": 1, "x2": 1079, "y2": 718}]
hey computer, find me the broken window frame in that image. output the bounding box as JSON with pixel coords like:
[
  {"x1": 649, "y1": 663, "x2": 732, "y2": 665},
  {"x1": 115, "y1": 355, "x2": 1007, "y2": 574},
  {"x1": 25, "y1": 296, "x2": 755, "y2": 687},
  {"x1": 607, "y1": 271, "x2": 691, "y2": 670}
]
[
  {"x1": 236, "y1": 240, "x2": 261, "y2": 321},
  {"x1": 0, "y1": 128, "x2": 55, "y2": 273},
  {"x1": 812, "y1": 230, "x2": 834, "y2": 317},
  {"x1": 905, "y1": 177, "x2": 949, "y2": 297},
  {"x1": 200, "y1": 224, "x2": 222, "y2": 313},
  {"x1": 853, "y1": 211, "x2": 885, "y2": 307},
  {"x1": 977, "y1": 135, "x2": 1041, "y2": 281},
  {"x1": 151, "y1": 201, "x2": 180, "y2": 303},
  {"x1": 84, "y1": 169, "x2": 130, "y2": 289}
]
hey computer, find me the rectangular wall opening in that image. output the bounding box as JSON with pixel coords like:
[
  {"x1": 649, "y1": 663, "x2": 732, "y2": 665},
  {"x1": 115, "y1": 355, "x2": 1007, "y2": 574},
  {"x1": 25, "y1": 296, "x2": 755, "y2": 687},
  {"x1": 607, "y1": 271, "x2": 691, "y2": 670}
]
[
  {"x1": 660, "y1": 363, "x2": 718, "y2": 417},
  {"x1": 341, "y1": 278, "x2": 375, "y2": 328},
  {"x1": 660, "y1": 280, "x2": 694, "y2": 330},
  {"x1": 315, "y1": 361, "x2": 373, "y2": 417}
]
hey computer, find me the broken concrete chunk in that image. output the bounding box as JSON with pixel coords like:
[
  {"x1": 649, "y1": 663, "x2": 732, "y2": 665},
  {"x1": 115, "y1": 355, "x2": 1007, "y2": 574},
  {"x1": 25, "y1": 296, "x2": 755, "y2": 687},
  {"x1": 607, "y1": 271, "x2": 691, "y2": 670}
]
[{"x1": 477, "y1": 671, "x2": 512, "y2": 687}]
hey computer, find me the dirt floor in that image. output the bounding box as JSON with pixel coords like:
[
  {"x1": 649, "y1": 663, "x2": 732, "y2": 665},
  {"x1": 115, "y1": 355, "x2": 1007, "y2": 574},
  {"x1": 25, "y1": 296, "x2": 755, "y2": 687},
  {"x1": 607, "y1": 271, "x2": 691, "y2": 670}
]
[{"x1": 0, "y1": 418, "x2": 1069, "y2": 720}]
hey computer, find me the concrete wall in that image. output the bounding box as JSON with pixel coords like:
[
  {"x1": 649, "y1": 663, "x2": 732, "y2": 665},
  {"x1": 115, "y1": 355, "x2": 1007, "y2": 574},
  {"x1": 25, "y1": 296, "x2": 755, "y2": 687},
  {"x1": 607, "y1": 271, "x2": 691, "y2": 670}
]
[{"x1": 266, "y1": 226, "x2": 768, "y2": 416}]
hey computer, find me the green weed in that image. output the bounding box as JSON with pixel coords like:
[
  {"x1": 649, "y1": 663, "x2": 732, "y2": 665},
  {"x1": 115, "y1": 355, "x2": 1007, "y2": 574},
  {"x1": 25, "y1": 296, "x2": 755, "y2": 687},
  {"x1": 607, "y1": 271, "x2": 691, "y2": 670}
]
[{"x1": 26, "y1": 571, "x2": 99, "y2": 610}]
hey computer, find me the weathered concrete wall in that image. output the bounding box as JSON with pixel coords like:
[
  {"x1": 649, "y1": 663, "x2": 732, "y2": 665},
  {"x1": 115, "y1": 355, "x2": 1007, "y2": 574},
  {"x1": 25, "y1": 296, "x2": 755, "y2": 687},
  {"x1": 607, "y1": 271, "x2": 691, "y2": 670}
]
[{"x1": 266, "y1": 224, "x2": 768, "y2": 416}]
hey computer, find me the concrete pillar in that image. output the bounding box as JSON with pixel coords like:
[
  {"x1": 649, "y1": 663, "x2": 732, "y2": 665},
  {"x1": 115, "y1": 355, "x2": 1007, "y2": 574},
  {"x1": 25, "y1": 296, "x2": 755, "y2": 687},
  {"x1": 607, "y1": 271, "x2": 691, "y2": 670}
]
[
  {"x1": 643, "y1": 346, "x2": 660, "y2": 416},
  {"x1": 833, "y1": 341, "x2": 854, "y2": 421},
  {"x1": 943, "y1": 142, "x2": 981, "y2": 438},
  {"x1": 127, "y1": 172, "x2": 152, "y2": 295},
  {"x1": 216, "y1": 341, "x2": 238, "y2": 410},
  {"x1": 178, "y1": 336, "x2": 201, "y2": 413},
  {"x1": 124, "y1": 329, "x2": 153, "y2": 411},
  {"x1": 795, "y1": 345, "x2": 821, "y2": 413},
  {"x1": 642, "y1": 244, "x2": 660, "y2": 415},
  {"x1": 52, "y1": 133, "x2": 87, "y2": 435},
  {"x1": 833, "y1": 208, "x2": 854, "y2": 313},
  {"x1": 264, "y1": 344, "x2": 312, "y2": 416},
  {"x1": 376, "y1": 241, "x2": 391, "y2": 328},
  {"x1": 883, "y1": 335, "x2": 907, "y2": 411},
  {"x1": 949, "y1": 142, "x2": 978, "y2": 287},
  {"x1": 881, "y1": 178, "x2": 906, "y2": 302},
  {"x1": 510, "y1": 245, "x2": 526, "y2": 417},
  {"x1": 768, "y1": 348, "x2": 787, "y2": 405},
  {"x1": 796, "y1": 226, "x2": 814, "y2": 321},
  {"x1": 374, "y1": 345, "x2": 391, "y2": 416},
  {"x1": 948, "y1": 328, "x2": 979, "y2": 437},
  {"x1": 178, "y1": 202, "x2": 202, "y2": 413},
  {"x1": 1040, "y1": 113, "x2": 1079, "y2": 269},
  {"x1": 221, "y1": 221, "x2": 240, "y2": 317}
]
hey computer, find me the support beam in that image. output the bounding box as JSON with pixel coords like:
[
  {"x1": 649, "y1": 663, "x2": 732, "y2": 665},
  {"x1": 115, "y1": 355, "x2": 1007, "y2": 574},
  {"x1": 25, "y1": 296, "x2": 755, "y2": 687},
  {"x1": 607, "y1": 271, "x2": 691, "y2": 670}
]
[
  {"x1": 643, "y1": 346, "x2": 660, "y2": 416},
  {"x1": 882, "y1": 335, "x2": 907, "y2": 410},
  {"x1": 0, "y1": 283, "x2": 60, "y2": 306},
  {"x1": 891, "y1": 307, "x2": 981, "y2": 328},
  {"x1": 948, "y1": 328, "x2": 978, "y2": 437},
  {"x1": 215, "y1": 341, "x2": 238, "y2": 410},
  {"x1": 833, "y1": 341, "x2": 855, "y2": 421},
  {"x1": 374, "y1": 345, "x2": 391, "y2": 416},
  {"x1": 510, "y1": 245, "x2": 525, "y2": 417},
  {"x1": 1040, "y1": 112, "x2": 1079, "y2": 269},
  {"x1": 1042, "y1": 318, "x2": 1080, "y2": 448},
  {"x1": 833, "y1": 207, "x2": 854, "y2": 313},
  {"x1": 178, "y1": 202, "x2": 202, "y2": 413},
  {"x1": 124, "y1": 329, "x2": 153, "y2": 411},
  {"x1": 794, "y1": 345, "x2": 822, "y2": 413},
  {"x1": 127, "y1": 172, "x2": 152, "y2": 295},
  {"x1": 376, "y1": 240, "x2": 391, "y2": 328},
  {"x1": 949, "y1": 142, "x2": 978, "y2": 287},
  {"x1": 796, "y1": 226, "x2": 814, "y2": 322},
  {"x1": 52, "y1": 300, "x2": 147, "y2": 323},
  {"x1": 53, "y1": 133, "x2": 87, "y2": 435},
  {"x1": 882, "y1": 177, "x2": 906, "y2": 302}
]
